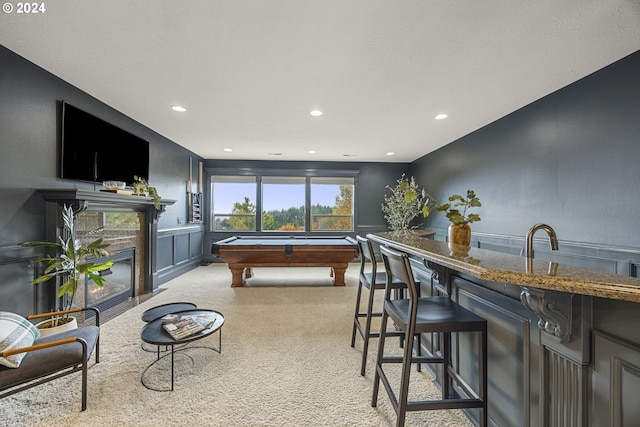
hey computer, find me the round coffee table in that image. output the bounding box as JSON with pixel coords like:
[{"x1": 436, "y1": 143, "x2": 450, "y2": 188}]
[
  {"x1": 140, "y1": 302, "x2": 198, "y2": 352},
  {"x1": 141, "y1": 302, "x2": 197, "y2": 322},
  {"x1": 140, "y1": 309, "x2": 224, "y2": 391}
]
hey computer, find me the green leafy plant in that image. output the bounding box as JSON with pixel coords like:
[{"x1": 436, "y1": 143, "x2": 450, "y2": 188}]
[
  {"x1": 133, "y1": 175, "x2": 161, "y2": 209},
  {"x1": 436, "y1": 189, "x2": 482, "y2": 224},
  {"x1": 22, "y1": 204, "x2": 113, "y2": 323},
  {"x1": 382, "y1": 174, "x2": 437, "y2": 230}
]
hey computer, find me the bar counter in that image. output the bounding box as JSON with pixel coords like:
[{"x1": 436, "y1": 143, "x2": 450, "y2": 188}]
[
  {"x1": 367, "y1": 230, "x2": 640, "y2": 427},
  {"x1": 367, "y1": 231, "x2": 640, "y2": 303}
]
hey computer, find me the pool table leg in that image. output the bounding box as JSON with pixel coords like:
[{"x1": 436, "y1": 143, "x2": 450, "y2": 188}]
[
  {"x1": 229, "y1": 265, "x2": 245, "y2": 287},
  {"x1": 332, "y1": 264, "x2": 348, "y2": 286}
]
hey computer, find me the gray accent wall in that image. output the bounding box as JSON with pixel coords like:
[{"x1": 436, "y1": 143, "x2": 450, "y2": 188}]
[
  {"x1": 411, "y1": 50, "x2": 640, "y2": 250},
  {"x1": 0, "y1": 45, "x2": 201, "y2": 237},
  {"x1": 0, "y1": 45, "x2": 205, "y2": 315}
]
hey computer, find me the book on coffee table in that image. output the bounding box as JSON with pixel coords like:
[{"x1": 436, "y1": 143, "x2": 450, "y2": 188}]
[
  {"x1": 189, "y1": 313, "x2": 219, "y2": 330},
  {"x1": 162, "y1": 317, "x2": 204, "y2": 340}
]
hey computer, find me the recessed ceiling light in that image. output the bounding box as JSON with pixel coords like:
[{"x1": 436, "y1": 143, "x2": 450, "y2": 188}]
[
  {"x1": 308, "y1": 150, "x2": 316, "y2": 154},
  {"x1": 223, "y1": 148, "x2": 232, "y2": 152},
  {"x1": 310, "y1": 109, "x2": 323, "y2": 117},
  {"x1": 435, "y1": 113, "x2": 448, "y2": 120},
  {"x1": 171, "y1": 105, "x2": 187, "y2": 112},
  {"x1": 386, "y1": 152, "x2": 395, "y2": 156}
]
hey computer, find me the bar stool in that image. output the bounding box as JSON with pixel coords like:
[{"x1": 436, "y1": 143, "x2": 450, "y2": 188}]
[
  {"x1": 372, "y1": 245, "x2": 488, "y2": 427},
  {"x1": 351, "y1": 236, "x2": 417, "y2": 376}
]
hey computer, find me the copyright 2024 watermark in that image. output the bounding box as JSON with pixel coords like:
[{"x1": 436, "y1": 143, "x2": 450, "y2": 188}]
[{"x1": 3, "y1": 2, "x2": 46, "y2": 14}]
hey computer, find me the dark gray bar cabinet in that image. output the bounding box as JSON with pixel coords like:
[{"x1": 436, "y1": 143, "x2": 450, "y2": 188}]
[{"x1": 367, "y1": 231, "x2": 640, "y2": 427}]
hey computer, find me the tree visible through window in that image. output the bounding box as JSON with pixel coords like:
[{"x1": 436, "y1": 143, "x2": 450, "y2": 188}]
[
  {"x1": 262, "y1": 177, "x2": 305, "y2": 231},
  {"x1": 212, "y1": 176, "x2": 257, "y2": 231},
  {"x1": 228, "y1": 196, "x2": 256, "y2": 230},
  {"x1": 311, "y1": 177, "x2": 354, "y2": 231},
  {"x1": 211, "y1": 174, "x2": 355, "y2": 232}
]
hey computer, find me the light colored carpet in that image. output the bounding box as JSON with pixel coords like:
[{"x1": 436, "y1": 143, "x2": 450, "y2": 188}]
[{"x1": 0, "y1": 264, "x2": 472, "y2": 427}]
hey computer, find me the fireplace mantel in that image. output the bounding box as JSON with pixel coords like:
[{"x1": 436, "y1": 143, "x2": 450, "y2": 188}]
[
  {"x1": 38, "y1": 188, "x2": 176, "y2": 220},
  {"x1": 38, "y1": 189, "x2": 177, "y2": 306}
]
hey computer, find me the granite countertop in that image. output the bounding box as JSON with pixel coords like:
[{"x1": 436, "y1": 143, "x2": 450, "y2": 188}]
[{"x1": 367, "y1": 231, "x2": 640, "y2": 303}]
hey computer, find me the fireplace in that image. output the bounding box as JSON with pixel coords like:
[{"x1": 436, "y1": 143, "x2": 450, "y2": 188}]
[
  {"x1": 76, "y1": 210, "x2": 142, "y2": 309},
  {"x1": 37, "y1": 189, "x2": 174, "y2": 313},
  {"x1": 84, "y1": 248, "x2": 135, "y2": 312}
]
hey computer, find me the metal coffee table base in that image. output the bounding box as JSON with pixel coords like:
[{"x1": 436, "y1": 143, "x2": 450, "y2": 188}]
[
  {"x1": 140, "y1": 309, "x2": 224, "y2": 392},
  {"x1": 141, "y1": 331, "x2": 222, "y2": 392}
]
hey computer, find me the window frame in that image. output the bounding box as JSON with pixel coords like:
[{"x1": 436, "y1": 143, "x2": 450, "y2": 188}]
[
  {"x1": 210, "y1": 175, "x2": 258, "y2": 232},
  {"x1": 310, "y1": 176, "x2": 354, "y2": 232},
  {"x1": 209, "y1": 169, "x2": 357, "y2": 234}
]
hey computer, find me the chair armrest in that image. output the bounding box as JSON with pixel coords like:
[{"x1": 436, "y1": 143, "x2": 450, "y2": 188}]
[
  {"x1": 1, "y1": 337, "x2": 78, "y2": 358},
  {"x1": 27, "y1": 307, "x2": 100, "y2": 327}
]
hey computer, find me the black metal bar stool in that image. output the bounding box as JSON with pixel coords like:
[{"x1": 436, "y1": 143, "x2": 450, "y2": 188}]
[
  {"x1": 351, "y1": 236, "x2": 417, "y2": 376},
  {"x1": 372, "y1": 245, "x2": 488, "y2": 427}
]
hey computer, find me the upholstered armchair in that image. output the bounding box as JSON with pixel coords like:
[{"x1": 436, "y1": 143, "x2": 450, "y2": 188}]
[{"x1": 0, "y1": 307, "x2": 100, "y2": 411}]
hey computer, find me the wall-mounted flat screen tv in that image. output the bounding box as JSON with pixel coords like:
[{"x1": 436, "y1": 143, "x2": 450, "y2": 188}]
[{"x1": 60, "y1": 101, "x2": 149, "y2": 185}]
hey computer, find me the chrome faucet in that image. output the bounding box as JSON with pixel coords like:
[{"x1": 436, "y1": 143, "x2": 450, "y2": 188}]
[{"x1": 525, "y1": 223, "x2": 559, "y2": 258}]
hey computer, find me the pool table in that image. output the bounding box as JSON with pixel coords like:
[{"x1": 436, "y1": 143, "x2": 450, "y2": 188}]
[{"x1": 211, "y1": 236, "x2": 358, "y2": 287}]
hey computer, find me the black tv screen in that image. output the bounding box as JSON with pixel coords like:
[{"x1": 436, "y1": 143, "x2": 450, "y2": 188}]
[{"x1": 60, "y1": 101, "x2": 149, "y2": 185}]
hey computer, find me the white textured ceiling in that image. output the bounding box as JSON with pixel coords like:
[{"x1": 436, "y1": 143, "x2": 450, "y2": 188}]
[{"x1": 1, "y1": 1, "x2": 639, "y2": 163}]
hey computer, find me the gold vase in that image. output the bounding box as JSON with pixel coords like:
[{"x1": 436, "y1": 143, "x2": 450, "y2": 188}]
[{"x1": 448, "y1": 222, "x2": 471, "y2": 246}]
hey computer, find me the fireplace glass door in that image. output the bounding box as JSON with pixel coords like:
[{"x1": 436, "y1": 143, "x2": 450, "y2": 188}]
[
  {"x1": 85, "y1": 248, "x2": 135, "y2": 311},
  {"x1": 77, "y1": 211, "x2": 141, "y2": 311}
]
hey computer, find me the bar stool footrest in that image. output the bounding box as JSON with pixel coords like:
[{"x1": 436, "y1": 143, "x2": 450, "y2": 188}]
[
  {"x1": 381, "y1": 355, "x2": 444, "y2": 364},
  {"x1": 406, "y1": 398, "x2": 485, "y2": 412},
  {"x1": 356, "y1": 312, "x2": 383, "y2": 318}
]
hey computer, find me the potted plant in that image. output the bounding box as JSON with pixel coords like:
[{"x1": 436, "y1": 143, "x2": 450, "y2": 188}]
[
  {"x1": 131, "y1": 180, "x2": 146, "y2": 196},
  {"x1": 436, "y1": 189, "x2": 481, "y2": 246},
  {"x1": 22, "y1": 204, "x2": 113, "y2": 336},
  {"x1": 133, "y1": 175, "x2": 161, "y2": 209},
  {"x1": 382, "y1": 174, "x2": 437, "y2": 231}
]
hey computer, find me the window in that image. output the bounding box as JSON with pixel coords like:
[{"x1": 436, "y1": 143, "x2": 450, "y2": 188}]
[
  {"x1": 211, "y1": 176, "x2": 257, "y2": 231},
  {"x1": 311, "y1": 177, "x2": 354, "y2": 231},
  {"x1": 210, "y1": 171, "x2": 356, "y2": 233},
  {"x1": 262, "y1": 176, "x2": 306, "y2": 231}
]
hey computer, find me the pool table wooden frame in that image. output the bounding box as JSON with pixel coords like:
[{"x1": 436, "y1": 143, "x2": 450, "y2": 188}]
[{"x1": 211, "y1": 236, "x2": 358, "y2": 287}]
